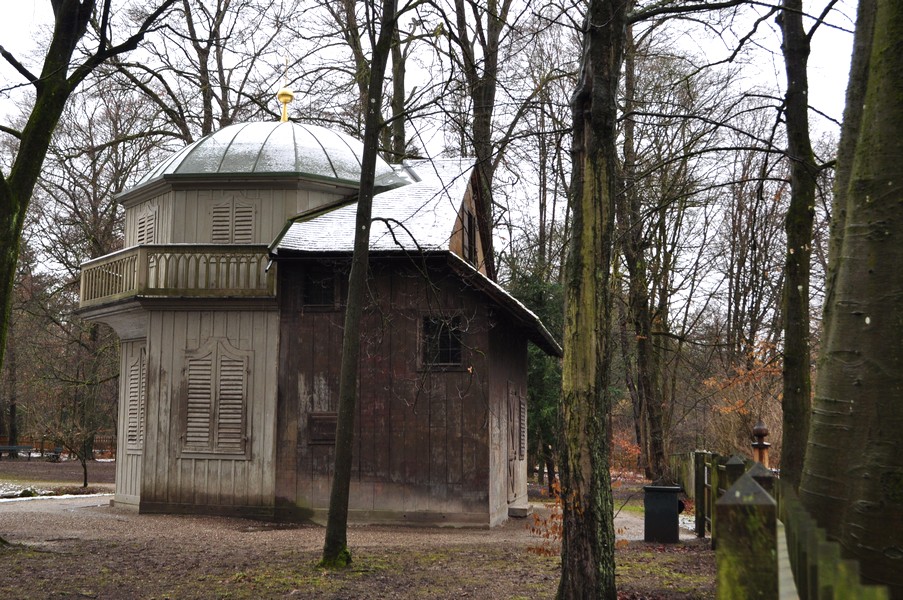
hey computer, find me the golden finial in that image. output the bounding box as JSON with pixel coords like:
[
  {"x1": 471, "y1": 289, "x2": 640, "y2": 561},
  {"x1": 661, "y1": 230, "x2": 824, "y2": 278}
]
[
  {"x1": 277, "y1": 55, "x2": 294, "y2": 122},
  {"x1": 277, "y1": 87, "x2": 294, "y2": 122}
]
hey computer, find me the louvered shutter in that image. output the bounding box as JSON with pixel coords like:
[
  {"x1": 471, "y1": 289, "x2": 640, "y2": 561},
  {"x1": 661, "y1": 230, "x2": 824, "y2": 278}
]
[
  {"x1": 136, "y1": 212, "x2": 156, "y2": 244},
  {"x1": 519, "y1": 394, "x2": 527, "y2": 460},
  {"x1": 215, "y1": 355, "x2": 246, "y2": 452},
  {"x1": 126, "y1": 358, "x2": 141, "y2": 448},
  {"x1": 211, "y1": 200, "x2": 255, "y2": 243},
  {"x1": 211, "y1": 203, "x2": 232, "y2": 243},
  {"x1": 232, "y1": 203, "x2": 254, "y2": 243},
  {"x1": 126, "y1": 350, "x2": 147, "y2": 450},
  {"x1": 186, "y1": 357, "x2": 213, "y2": 448}
]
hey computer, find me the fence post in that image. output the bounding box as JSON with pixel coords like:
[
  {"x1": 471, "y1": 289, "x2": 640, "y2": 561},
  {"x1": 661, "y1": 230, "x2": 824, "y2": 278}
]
[
  {"x1": 747, "y1": 462, "x2": 775, "y2": 496},
  {"x1": 695, "y1": 451, "x2": 706, "y2": 538},
  {"x1": 751, "y1": 421, "x2": 771, "y2": 468},
  {"x1": 723, "y1": 454, "x2": 747, "y2": 490},
  {"x1": 715, "y1": 472, "x2": 777, "y2": 599}
]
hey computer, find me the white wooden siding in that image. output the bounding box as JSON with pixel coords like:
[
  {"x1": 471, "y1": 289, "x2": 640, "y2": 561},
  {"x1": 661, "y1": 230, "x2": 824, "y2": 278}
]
[
  {"x1": 115, "y1": 339, "x2": 146, "y2": 507},
  {"x1": 142, "y1": 309, "x2": 278, "y2": 509},
  {"x1": 123, "y1": 187, "x2": 350, "y2": 248}
]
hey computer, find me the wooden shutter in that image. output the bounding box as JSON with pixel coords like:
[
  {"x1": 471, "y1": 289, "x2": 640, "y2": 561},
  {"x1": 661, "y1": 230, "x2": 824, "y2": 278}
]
[
  {"x1": 126, "y1": 357, "x2": 141, "y2": 448},
  {"x1": 211, "y1": 199, "x2": 255, "y2": 243},
  {"x1": 232, "y1": 203, "x2": 254, "y2": 243},
  {"x1": 183, "y1": 341, "x2": 249, "y2": 455},
  {"x1": 211, "y1": 202, "x2": 232, "y2": 243},
  {"x1": 215, "y1": 355, "x2": 246, "y2": 452},
  {"x1": 186, "y1": 356, "x2": 213, "y2": 448},
  {"x1": 136, "y1": 211, "x2": 156, "y2": 245},
  {"x1": 519, "y1": 393, "x2": 527, "y2": 460}
]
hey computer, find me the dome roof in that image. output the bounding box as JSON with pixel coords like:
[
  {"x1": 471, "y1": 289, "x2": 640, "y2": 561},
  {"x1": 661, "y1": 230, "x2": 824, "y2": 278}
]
[{"x1": 136, "y1": 121, "x2": 395, "y2": 186}]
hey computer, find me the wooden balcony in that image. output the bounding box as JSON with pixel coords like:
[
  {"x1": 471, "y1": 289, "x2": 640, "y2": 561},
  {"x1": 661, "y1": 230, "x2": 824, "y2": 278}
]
[{"x1": 80, "y1": 245, "x2": 275, "y2": 309}]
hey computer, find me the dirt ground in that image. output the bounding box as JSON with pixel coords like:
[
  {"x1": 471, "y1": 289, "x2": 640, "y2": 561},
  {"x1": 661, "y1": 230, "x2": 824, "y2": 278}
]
[{"x1": 0, "y1": 460, "x2": 714, "y2": 599}]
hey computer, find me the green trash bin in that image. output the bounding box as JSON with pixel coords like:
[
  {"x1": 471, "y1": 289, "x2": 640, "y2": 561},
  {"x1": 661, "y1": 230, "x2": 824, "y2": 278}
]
[{"x1": 643, "y1": 484, "x2": 682, "y2": 543}]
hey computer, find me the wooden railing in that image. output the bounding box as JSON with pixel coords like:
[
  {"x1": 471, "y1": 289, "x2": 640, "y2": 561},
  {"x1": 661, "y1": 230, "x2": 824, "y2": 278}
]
[
  {"x1": 675, "y1": 450, "x2": 891, "y2": 598},
  {"x1": 80, "y1": 245, "x2": 275, "y2": 308}
]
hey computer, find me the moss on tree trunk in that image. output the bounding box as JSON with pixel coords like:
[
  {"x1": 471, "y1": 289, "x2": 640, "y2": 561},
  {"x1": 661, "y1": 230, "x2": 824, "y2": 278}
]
[{"x1": 557, "y1": 0, "x2": 626, "y2": 597}]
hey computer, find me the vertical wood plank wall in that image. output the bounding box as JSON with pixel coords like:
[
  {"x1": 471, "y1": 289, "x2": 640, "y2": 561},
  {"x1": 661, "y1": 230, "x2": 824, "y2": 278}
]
[
  {"x1": 140, "y1": 308, "x2": 279, "y2": 516},
  {"x1": 276, "y1": 259, "x2": 503, "y2": 525},
  {"x1": 114, "y1": 338, "x2": 146, "y2": 508},
  {"x1": 124, "y1": 187, "x2": 349, "y2": 246},
  {"x1": 488, "y1": 320, "x2": 529, "y2": 525}
]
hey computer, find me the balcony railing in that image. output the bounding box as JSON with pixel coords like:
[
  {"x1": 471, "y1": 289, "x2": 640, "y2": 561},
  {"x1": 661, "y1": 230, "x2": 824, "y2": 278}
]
[{"x1": 80, "y1": 245, "x2": 275, "y2": 309}]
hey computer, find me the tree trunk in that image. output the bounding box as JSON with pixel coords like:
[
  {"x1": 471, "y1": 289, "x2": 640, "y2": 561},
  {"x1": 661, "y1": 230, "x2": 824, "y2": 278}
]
[
  {"x1": 801, "y1": 0, "x2": 903, "y2": 593},
  {"x1": 777, "y1": 0, "x2": 817, "y2": 490},
  {"x1": 799, "y1": 0, "x2": 875, "y2": 535},
  {"x1": 390, "y1": 26, "x2": 407, "y2": 161},
  {"x1": 557, "y1": 0, "x2": 626, "y2": 597},
  {"x1": 320, "y1": 0, "x2": 396, "y2": 569},
  {"x1": 7, "y1": 338, "x2": 17, "y2": 458},
  {"x1": 0, "y1": 0, "x2": 175, "y2": 375},
  {"x1": 617, "y1": 26, "x2": 667, "y2": 482}
]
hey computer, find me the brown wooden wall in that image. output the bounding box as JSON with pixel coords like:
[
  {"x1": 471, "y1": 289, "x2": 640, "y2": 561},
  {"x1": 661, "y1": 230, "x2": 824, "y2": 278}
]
[
  {"x1": 487, "y1": 316, "x2": 529, "y2": 525},
  {"x1": 276, "y1": 257, "x2": 512, "y2": 525}
]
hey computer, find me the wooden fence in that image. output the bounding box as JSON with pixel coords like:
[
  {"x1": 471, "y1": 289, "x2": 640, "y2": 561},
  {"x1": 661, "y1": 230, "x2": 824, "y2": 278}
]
[
  {"x1": 673, "y1": 451, "x2": 890, "y2": 599},
  {"x1": 0, "y1": 433, "x2": 116, "y2": 458}
]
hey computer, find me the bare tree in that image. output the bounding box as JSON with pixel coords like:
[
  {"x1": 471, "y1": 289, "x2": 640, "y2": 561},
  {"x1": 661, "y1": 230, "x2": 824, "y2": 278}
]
[
  {"x1": 320, "y1": 0, "x2": 399, "y2": 568},
  {"x1": 113, "y1": 0, "x2": 298, "y2": 144},
  {"x1": 0, "y1": 0, "x2": 176, "y2": 376}
]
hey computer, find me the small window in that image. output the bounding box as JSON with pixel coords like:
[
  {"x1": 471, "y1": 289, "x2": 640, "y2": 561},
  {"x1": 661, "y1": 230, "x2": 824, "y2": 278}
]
[
  {"x1": 462, "y1": 210, "x2": 477, "y2": 265},
  {"x1": 422, "y1": 315, "x2": 464, "y2": 366},
  {"x1": 302, "y1": 268, "x2": 336, "y2": 306}
]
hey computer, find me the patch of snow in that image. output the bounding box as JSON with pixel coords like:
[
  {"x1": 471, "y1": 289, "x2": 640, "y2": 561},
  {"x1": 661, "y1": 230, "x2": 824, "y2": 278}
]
[{"x1": 0, "y1": 493, "x2": 112, "y2": 504}]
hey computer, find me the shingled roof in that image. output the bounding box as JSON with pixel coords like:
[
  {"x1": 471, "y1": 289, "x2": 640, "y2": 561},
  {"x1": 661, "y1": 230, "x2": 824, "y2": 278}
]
[
  {"x1": 272, "y1": 159, "x2": 473, "y2": 254},
  {"x1": 270, "y1": 158, "x2": 562, "y2": 357}
]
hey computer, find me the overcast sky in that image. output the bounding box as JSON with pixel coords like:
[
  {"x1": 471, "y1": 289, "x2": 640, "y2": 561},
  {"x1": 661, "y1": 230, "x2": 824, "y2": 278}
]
[{"x1": 0, "y1": 1, "x2": 855, "y2": 137}]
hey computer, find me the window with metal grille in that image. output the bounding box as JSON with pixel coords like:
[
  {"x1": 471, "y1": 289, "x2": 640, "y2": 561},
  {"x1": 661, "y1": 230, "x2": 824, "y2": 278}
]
[
  {"x1": 422, "y1": 315, "x2": 464, "y2": 366},
  {"x1": 302, "y1": 268, "x2": 336, "y2": 307}
]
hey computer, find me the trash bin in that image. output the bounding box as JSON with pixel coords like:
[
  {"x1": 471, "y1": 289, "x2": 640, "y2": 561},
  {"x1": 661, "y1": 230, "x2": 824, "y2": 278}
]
[{"x1": 643, "y1": 484, "x2": 682, "y2": 543}]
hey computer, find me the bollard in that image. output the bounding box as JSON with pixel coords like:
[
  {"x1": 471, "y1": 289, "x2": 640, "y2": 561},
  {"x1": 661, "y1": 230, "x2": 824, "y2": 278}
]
[
  {"x1": 723, "y1": 455, "x2": 747, "y2": 490},
  {"x1": 715, "y1": 472, "x2": 777, "y2": 599}
]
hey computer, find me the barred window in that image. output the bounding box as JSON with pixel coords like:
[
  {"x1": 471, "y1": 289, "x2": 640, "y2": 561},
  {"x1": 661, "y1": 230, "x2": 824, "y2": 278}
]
[
  {"x1": 422, "y1": 316, "x2": 464, "y2": 366},
  {"x1": 302, "y1": 268, "x2": 336, "y2": 307}
]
